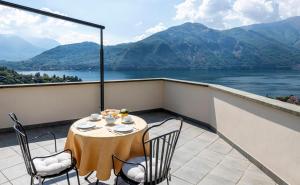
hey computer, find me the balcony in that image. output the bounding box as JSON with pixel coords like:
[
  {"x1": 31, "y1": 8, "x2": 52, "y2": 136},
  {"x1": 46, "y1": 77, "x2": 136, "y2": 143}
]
[{"x1": 0, "y1": 78, "x2": 299, "y2": 185}]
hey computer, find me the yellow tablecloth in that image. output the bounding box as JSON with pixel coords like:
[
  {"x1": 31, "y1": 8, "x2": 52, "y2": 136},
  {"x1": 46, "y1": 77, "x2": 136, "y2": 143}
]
[{"x1": 65, "y1": 115, "x2": 148, "y2": 180}]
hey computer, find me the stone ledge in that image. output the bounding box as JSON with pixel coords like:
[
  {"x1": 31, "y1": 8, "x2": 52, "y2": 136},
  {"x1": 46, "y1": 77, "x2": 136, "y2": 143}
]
[{"x1": 0, "y1": 77, "x2": 299, "y2": 117}]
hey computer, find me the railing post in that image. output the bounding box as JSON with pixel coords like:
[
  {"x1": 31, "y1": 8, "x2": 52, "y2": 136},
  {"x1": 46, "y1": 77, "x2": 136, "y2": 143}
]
[{"x1": 100, "y1": 29, "x2": 104, "y2": 111}]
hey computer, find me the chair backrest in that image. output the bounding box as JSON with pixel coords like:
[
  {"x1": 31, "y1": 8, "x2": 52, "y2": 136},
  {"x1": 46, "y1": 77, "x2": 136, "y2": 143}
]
[
  {"x1": 142, "y1": 117, "x2": 183, "y2": 184},
  {"x1": 8, "y1": 113, "x2": 36, "y2": 176}
]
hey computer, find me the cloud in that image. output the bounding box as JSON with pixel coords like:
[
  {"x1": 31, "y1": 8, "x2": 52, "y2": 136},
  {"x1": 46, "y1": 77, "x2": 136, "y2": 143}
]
[
  {"x1": 0, "y1": 5, "x2": 99, "y2": 44},
  {"x1": 233, "y1": 0, "x2": 279, "y2": 22},
  {"x1": 278, "y1": 0, "x2": 300, "y2": 19},
  {"x1": 174, "y1": 0, "x2": 198, "y2": 21},
  {"x1": 134, "y1": 22, "x2": 167, "y2": 41},
  {"x1": 174, "y1": 0, "x2": 300, "y2": 29}
]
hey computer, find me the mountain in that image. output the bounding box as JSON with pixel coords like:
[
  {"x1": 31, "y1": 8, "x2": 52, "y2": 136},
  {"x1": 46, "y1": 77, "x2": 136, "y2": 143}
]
[
  {"x1": 8, "y1": 42, "x2": 100, "y2": 70},
  {"x1": 0, "y1": 34, "x2": 44, "y2": 61},
  {"x1": 3, "y1": 17, "x2": 300, "y2": 70},
  {"x1": 224, "y1": 28, "x2": 300, "y2": 68},
  {"x1": 106, "y1": 23, "x2": 260, "y2": 70},
  {"x1": 105, "y1": 21, "x2": 300, "y2": 70},
  {"x1": 244, "y1": 16, "x2": 300, "y2": 49},
  {"x1": 25, "y1": 37, "x2": 60, "y2": 50}
]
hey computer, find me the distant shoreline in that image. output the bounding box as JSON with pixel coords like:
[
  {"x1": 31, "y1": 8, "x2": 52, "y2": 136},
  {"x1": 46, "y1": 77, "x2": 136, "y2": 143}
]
[{"x1": 17, "y1": 69, "x2": 300, "y2": 98}]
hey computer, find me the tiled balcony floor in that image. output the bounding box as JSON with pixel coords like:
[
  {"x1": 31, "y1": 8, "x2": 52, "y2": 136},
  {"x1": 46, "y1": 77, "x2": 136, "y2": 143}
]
[{"x1": 0, "y1": 111, "x2": 277, "y2": 185}]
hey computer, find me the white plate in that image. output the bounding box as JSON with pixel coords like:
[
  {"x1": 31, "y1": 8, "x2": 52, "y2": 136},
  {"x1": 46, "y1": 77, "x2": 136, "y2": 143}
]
[
  {"x1": 77, "y1": 122, "x2": 96, "y2": 129},
  {"x1": 114, "y1": 125, "x2": 133, "y2": 133}
]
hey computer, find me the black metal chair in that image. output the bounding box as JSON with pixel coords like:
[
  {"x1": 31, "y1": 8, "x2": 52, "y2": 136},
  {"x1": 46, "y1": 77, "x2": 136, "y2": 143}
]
[
  {"x1": 8, "y1": 113, "x2": 80, "y2": 185},
  {"x1": 112, "y1": 117, "x2": 183, "y2": 185}
]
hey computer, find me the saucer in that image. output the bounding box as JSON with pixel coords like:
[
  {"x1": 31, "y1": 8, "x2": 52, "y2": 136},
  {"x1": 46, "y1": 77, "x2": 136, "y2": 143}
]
[
  {"x1": 89, "y1": 115, "x2": 101, "y2": 121},
  {"x1": 121, "y1": 120, "x2": 134, "y2": 124}
]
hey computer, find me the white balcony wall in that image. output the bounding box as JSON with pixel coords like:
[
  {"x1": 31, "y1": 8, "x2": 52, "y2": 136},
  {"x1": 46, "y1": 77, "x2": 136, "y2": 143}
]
[
  {"x1": 105, "y1": 80, "x2": 163, "y2": 111},
  {"x1": 0, "y1": 80, "x2": 163, "y2": 129},
  {"x1": 163, "y1": 80, "x2": 213, "y2": 124},
  {"x1": 0, "y1": 83, "x2": 99, "y2": 128},
  {"x1": 163, "y1": 80, "x2": 300, "y2": 185},
  {"x1": 210, "y1": 87, "x2": 300, "y2": 185}
]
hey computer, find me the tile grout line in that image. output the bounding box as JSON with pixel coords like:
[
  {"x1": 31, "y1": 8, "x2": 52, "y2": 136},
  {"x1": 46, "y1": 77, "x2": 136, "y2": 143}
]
[
  {"x1": 195, "y1": 147, "x2": 234, "y2": 184},
  {"x1": 0, "y1": 158, "x2": 24, "y2": 174},
  {"x1": 175, "y1": 129, "x2": 207, "y2": 150},
  {"x1": 234, "y1": 162, "x2": 252, "y2": 185},
  {"x1": 171, "y1": 131, "x2": 220, "y2": 175},
  {"x1": 0, "y1": 171, "x2": 10, "y2": 185},
  {"x1": 1, "y1": 170, "x2": 28, "y2": 183},
  {"x1": 171, "y1": 174, "x2": 197, "y2": 185}
]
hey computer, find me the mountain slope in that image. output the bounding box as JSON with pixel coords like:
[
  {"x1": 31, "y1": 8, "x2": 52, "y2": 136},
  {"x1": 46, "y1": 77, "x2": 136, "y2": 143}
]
[
  {"x1": 0, "y1": 34, "x2": 44, "y2": 61},
  {"x1": 16, "y1": 42, "x2": 100, "y2": 70},
  {"x1": 244, "y1": 16, "x2": 300, "y2": 49},
  {"x1": 105, "y1": 22, "x2": 300, "y2": 70},
  {"x1": 3, "y1": 17, "x2": 300, "y2": 70},
  {"x1": 106, "y1": 23, "x2": 262, "y2": 70},
  {"x1": 224, "y1": 28, "x2": 300, "y2": 68}
]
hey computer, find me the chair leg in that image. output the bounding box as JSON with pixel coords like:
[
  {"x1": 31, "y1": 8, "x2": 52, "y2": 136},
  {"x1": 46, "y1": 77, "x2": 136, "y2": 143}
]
[
  {"x1": 115, "y1": 175, "x2": 119, "y2": 185},
  {"x1": 84, "y1": 171, "x2": 93, "y2": 181},
  {"x1": 95, "y1": 179, "x2": 99, "y2": 185},
  {"x1": 30, "y1": 176, "x2": 33, "y2": 185},
  {"x1": 38, "y1": 176, "x2": 43, "y2": 185},
  {"x1": 66, "y1": 172, "x2": 70, "y2": 185},
  {"x1": 75, "y1": 168, "x2": 80, "y2": 185},
  {"x1": 166, "y1": 177, "x2": 170, "y2": 185}
]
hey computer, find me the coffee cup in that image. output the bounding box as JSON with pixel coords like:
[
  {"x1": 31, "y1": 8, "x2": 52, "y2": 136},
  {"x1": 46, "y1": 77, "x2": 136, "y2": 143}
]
[
  {"x1": 123, "y1": 116, "x2": 133, "y2": 123},
  {"x1": 90, "y1": 113, "x2": 100, "y2": 120},
  {"x1": 105, "y1": 115, "x2": 116, "y2": 124}
]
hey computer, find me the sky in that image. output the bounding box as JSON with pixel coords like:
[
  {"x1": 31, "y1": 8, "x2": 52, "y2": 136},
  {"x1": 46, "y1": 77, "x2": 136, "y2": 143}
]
[{"x1": 1, "y1": 0, "x2": 300, "y2": 45}]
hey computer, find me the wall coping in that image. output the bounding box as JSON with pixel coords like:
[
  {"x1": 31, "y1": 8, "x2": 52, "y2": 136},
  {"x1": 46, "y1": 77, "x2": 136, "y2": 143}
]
[{"x1": 0, "y1": 78, "x2": 299, "y2": 117}]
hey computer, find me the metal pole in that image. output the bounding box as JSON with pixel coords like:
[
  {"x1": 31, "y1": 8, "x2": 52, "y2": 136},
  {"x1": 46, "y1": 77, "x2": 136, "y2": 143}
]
[
  {"x1": 0, "y1": 0, "x2": 104, "y2": 29},
  {"x1": 100, "y1": 29, "x2": 104, "y2": 111}
]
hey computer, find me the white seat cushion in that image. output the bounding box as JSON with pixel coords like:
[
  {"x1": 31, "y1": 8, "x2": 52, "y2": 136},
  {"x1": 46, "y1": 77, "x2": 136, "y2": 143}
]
[
  {"x1": 122, "y1": 156, "x2": 162, "y2": 183},
  {"x1": 33, "y1": 152, "x2": 72, "y2": 176}
]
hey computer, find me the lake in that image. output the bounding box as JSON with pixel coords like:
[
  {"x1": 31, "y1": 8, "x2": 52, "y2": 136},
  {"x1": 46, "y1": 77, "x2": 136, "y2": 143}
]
[{"x1": 18, "y1": 69, "x2": 300, "y2": 97}]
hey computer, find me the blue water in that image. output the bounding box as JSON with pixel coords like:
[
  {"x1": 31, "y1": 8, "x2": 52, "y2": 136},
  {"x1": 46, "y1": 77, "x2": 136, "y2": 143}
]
[{"x1": 18, "y1": 69, "x2": 300, "y2": 97}]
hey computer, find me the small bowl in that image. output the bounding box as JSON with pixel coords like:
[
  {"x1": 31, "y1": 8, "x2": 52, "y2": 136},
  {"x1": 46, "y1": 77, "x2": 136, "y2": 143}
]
[
  {"x1": 90, "y1": 113, "x2": 100, "y2": 121},
  {"x1": 105, "y1": 116, "x2": 116, "y2": 125},
  {"x1": 122, "y1": 115, "x2": 133, "y2": 123}
]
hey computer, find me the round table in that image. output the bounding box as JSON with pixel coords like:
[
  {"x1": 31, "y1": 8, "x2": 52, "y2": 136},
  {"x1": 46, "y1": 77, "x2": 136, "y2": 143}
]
[{"x1": 64, "y1": 115, "x2": 148, "y2": 180}]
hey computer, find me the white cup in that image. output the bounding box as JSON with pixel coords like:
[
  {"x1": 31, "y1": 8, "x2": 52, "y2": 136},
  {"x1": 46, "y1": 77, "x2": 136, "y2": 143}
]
[
  {"x1": 90, "y1": 113, "x2": 100, "y2": 120},
  {"x1": 123, "y1": 116, "x2": 133, "y2": 122},
  {"x1": 105, "y1": 115, "x2": 116, "y2": 124}
]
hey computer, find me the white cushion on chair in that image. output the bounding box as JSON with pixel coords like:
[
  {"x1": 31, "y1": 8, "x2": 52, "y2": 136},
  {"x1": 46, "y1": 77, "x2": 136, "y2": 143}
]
[
  {"x1": 122, "y1": 156, "x2": 162, "y2": 183},
  {"x1": 33, "y1": 152, "x2": 72, "y2": 176}
]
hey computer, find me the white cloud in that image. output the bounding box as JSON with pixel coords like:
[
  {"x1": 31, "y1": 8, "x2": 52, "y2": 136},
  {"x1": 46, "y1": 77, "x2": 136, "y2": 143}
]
[
  {"x1": 278, "y1": 0, "x2": 300, "y2": 19},
  {"x1": 197, "y1": 0, "x2": 231, "y2": 18},
  {"x1": 233, "y1": 0, "x2": 279, "y2": 22},
  {"x1": 0, "y1": 5, "x2": 99, "y2": 44},
  {"x1": 174, "y1": 0, "x2": 198, "y2": 21},
  {"x1": 174, "y1": 0, "x2": 300, "y2": 29},
  {"x1": 134, "y1": 22, "x2": 167, "y2": 41}
]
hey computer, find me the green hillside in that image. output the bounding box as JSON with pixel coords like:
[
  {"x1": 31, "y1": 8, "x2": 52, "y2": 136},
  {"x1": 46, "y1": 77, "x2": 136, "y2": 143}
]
[{"x1": 2, "y1": 17, "x2": 300, "y2": 70}]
